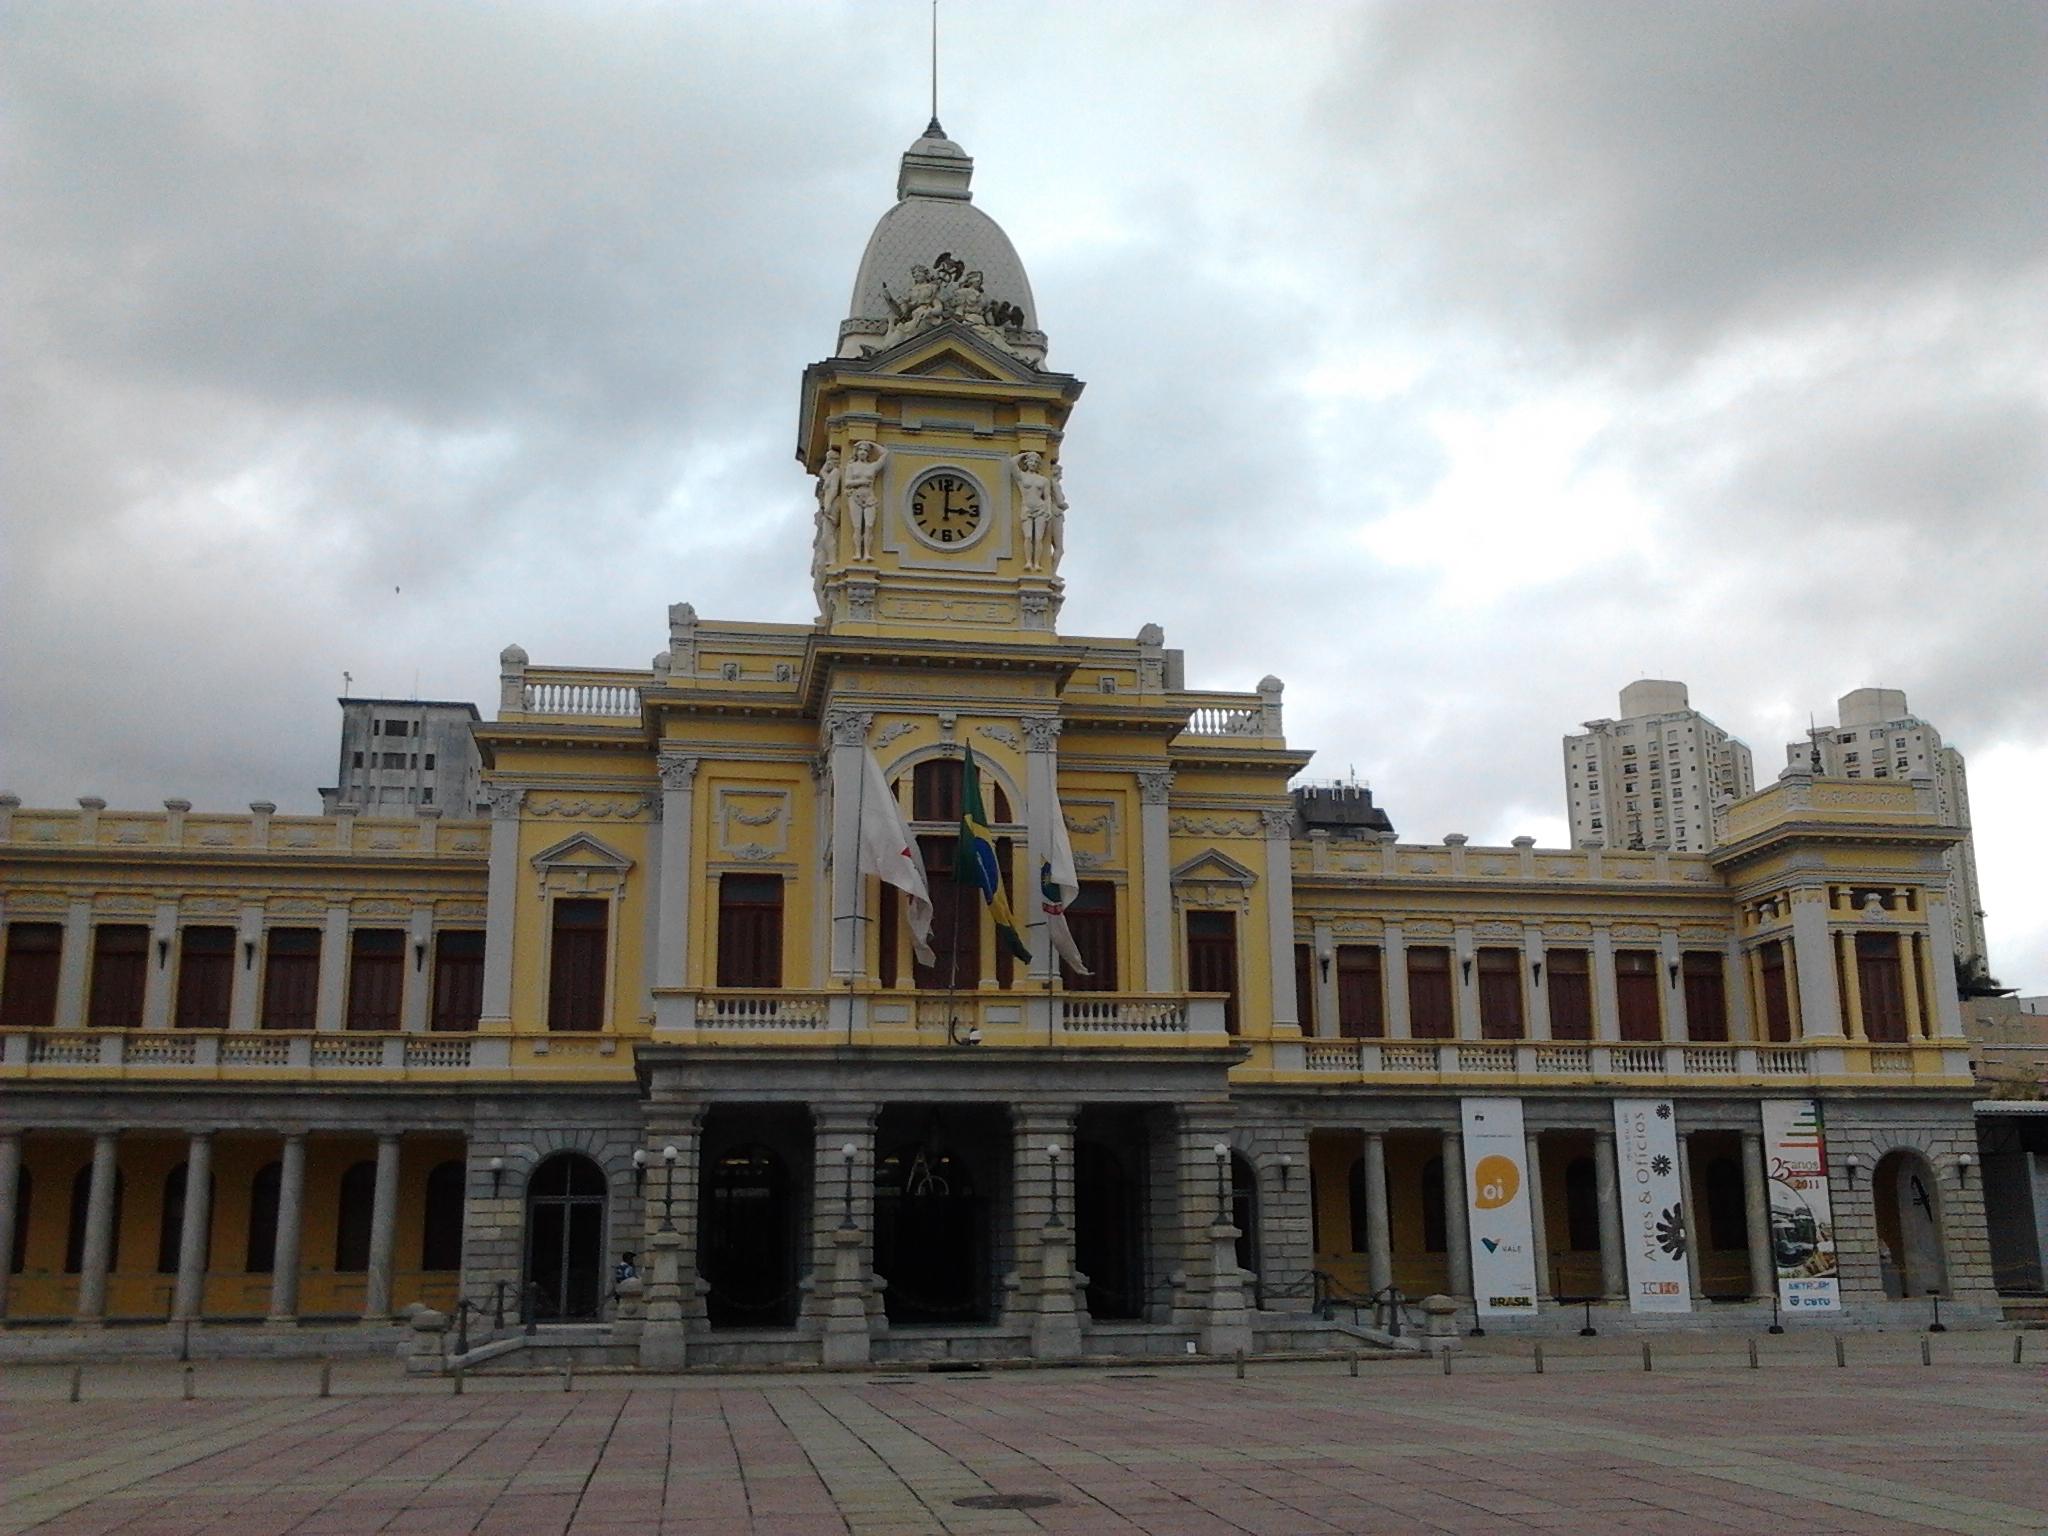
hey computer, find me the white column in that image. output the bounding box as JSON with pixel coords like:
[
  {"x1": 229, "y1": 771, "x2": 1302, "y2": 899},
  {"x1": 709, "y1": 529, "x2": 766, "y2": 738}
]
[
  {"x1": 1661, "y1": 931, "x2": 1689, "y2": 1040},
  {"x1": 1261, "y1": 808, "x2": 1299, "y2": 1032},
  {"x1": 1591, "y1": 928, "x2": 1621, "y2": 1042},
  {"x1": 0, "y1": 1132, "x2": 21, "y2": 1318},
  {"x1": 75, "y1": 1132, "x2": 119, "y2": 1322},
  {"x1": 1594, "y1": 1130, "x2": 1624, "y2": 1300},
  {"x1": 400, "y1": 907, "x2": 432, "y2": 1031},
  {"x1": 1525, "y1": 928, "x2": 1550, "y2": 1040},
  {"x1": 228, "y1": 906, "x2": 263, "y2": 1031},
  {"x1": 479, "y1": 788, "x2": 524, "y2": 1026},
  {"x1": 1137, "y1": 771, "x2": 1174, "y2": 992},
  {"x1": 1742, "y1": 1130, "x2": 1774, "y2": 1300},
  {"x1": 1452, "y1": 926, "x2": 1479, "y2": 1040},
  {"x1": 1723, "y1": 935, "x2": 1754, "y2": 1040},
  {"x1": 142, "y1": 902, "x2": 178, "y2": 1031},
  {"x1": 1675, "y1": 1131, "x2": 1701, "y2": 1301},
  {"x1": 1383, "y1": 923, "x2": 1410, "y2": 1038},
  {"x1": 826, "y1": 713, "x2": 870, "y2": 980},
  {"x1": 1923, "y1": 894, "x2": 1966, "y2": 1037},
  {"x1": 55, "y1": 898, "x2": 91, "y2": 1030},
  {"x1": 1440, "y1": 1132, "x2": 1470, "y2": 1301},
  {"x1": 267, "y1": 1133, "x2": 307, "y2": 1324},
  {"x1": 315, "y1": 904, "x2": 350, "y2": 1032},
  {"x1": 1526, "y1": 1132, "x2": 1550, "y2": 1300},
  {"x1": 171, "y1": 1132, "x2": 213, "y2": 1322},
  {"x1": 655, "y1": 752, "x2": 699, "y2": 990},
  {"x1": 1789, "y1": 894, "x2": 1842, "y2": 1038},
  {"x1": 363, "y1": 1133, "x2": 401, "y2": 1318},
  {"x1": 1362, "y1": 1131, "x2": 1392, "y2": 1294}
]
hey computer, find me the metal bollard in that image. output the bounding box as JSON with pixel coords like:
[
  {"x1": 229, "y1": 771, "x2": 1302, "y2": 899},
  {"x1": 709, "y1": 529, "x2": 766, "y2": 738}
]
[
  {"x1": 1347, "y1": 1349, "x2": 1359, "y2": 1378},
  {"x1": 1641, "y1": 1343, "x2": 1652, "y2": 1373},
  {"x1": 2015, "y1": 1335, "x2": 2025, "y2": 1366},
  {"x1": 1920, "y1": 1337, "x2": 1931, "y2": 1367},
  {"x1": 452, "y1": 1366, "x2": 465, "y2": 1396},
  {"x1": 1233, "y1": 1349, "x2": 1245, "y2": 1381},
  {"x1": 1533, "y1": 1343, "x2": 1544, "y2": 1375},
  {"x1": 1834, "y1": 1336, "x2": 1846, "y2": 1368},
  {"x1": 182, "y1": 1366, "x2": 195, "y2": 1402},
  {"x1": 1442, "y1": 1349, "x2": 1453, "y2": 1376},
  {"x1": 178, "y1": 1318, "x2": 192, "y2": 1364},
  {"x1": 318, "y1": 1360, "x2": 332, "y2": 1399},
  {"x1": 68, "y1": 1365, "x2": 82, "y2": 1403},
  {"x1": 564, "y1": 1358, "x2": 575, "y2": 1393},
  {"x1": 1747, "y1": 1339, "x2": 1759, "y2": 1370}
]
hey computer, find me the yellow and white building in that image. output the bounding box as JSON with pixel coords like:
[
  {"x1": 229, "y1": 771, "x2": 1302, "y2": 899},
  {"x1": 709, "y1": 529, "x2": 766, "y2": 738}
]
[{"x1": 0, "y1": 124, "x2": 2000, "y2": 1363}]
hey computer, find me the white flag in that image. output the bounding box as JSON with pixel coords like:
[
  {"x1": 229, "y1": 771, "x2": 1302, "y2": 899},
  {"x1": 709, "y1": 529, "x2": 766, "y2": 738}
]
[
  {"x1": 858, "y1": 748, "x2": 935, "y2": 966},
  {"x1": 1030, "y1": 782, "x2": 1090, "y2": 977}
]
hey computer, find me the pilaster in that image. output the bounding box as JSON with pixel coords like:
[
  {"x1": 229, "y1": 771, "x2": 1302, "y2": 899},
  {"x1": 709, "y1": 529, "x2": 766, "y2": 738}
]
[
  {"x1": 1138, "y1": 771, "x2": 1173, "y2": 991},
  {"x1": 655, "y1": 752, "x2": 700, "y2": 992},
  {"x1": 479, "y1": 787, "x2": 524, "y2": 1026}
]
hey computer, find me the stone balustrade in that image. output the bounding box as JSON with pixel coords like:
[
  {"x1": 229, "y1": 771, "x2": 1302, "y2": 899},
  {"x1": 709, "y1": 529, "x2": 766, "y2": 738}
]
[
  {"x1": 0, "y1": 1029, "x2": 510, "y2": 1077},
  {"x1": 653, "y1": 989, "x2": 1230, "y2": 1044},
  {"x1": 1291, "y1": 1038, "x2": 1970, "y2": 1085}
]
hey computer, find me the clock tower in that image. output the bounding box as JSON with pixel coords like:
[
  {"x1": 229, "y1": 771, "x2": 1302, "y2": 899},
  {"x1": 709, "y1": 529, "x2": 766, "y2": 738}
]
[{"x1": 798, "y1": 122, "x2": 1084, "y2": 641}]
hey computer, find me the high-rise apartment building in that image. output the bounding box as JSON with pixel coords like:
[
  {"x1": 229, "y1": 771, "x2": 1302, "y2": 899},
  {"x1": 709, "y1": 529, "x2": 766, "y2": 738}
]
[
  {"x1": 319, "y1": 698, "x2": 485, "y2": 818},
  {"x1": 1789, "y1": 688, "x2": 1987, "y2": 968},
  {"x1": 1564, "y1": 680, "x2": 1756, "y2": 852}
]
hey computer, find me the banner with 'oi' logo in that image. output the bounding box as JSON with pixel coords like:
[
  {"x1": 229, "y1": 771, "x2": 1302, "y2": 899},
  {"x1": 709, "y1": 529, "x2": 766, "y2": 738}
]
[{"x1": 1460, "y1": 1097, "x2": 1539, "y2": 1317}]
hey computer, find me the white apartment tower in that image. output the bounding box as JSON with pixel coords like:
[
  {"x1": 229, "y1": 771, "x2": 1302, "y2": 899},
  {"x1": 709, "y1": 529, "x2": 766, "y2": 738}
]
[
  {"x1": 1565, "y1": 680, "x2": 1756, "y2": 853},
  {"x1": 1790, "y1": 688, "x2": 1987, "y2": 969}
]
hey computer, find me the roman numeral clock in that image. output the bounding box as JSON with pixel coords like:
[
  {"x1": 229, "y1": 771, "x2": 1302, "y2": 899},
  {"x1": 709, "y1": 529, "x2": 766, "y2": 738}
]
[{"x1": 909, "y1": 471, "x2": 983, "y2": 546}]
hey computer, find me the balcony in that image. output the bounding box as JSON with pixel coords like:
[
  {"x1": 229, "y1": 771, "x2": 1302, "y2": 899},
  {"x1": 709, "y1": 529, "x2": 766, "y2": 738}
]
[
  {"x1": 1286, "y1": 1038, "x2": 1972, "y2": 1087},
  {"x1": 0, "y1": 1029, "x2": 511, "y2": 1079},
  {"x1": 653, "y1": 989, "x2": 1231, "y2": 1046}
]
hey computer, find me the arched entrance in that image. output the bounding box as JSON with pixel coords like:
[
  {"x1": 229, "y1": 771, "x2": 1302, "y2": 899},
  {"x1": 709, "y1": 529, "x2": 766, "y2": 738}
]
[
  {"x1": 1231, "y1": 1153, "x2": 1261, "y2": 1304},
  {"x1": 1075, "y1": 1140, "x2": 1144, "y2": 1319},
  {"x1": 524, "y1": 1153, "x2": 607, "y2": 1321},
  {"x1": 700, "y1": 1143, "x2": 800, "y2": 1327},
  {"x1": 1873, "y1": 1149, "x2": 1949, "y2": 1298},
  {"x1": 874, "y1": 1120, "x2": 992, "y2": 1325}
]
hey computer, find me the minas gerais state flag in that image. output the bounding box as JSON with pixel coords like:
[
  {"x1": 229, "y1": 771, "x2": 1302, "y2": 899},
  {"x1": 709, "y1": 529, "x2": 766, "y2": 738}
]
[
  {"x1": 956, "y1": 744, "x2": 1034, "y2": 964},
  {"x1": 858, "y1": 747, "x2": 936, "y2": 966}
]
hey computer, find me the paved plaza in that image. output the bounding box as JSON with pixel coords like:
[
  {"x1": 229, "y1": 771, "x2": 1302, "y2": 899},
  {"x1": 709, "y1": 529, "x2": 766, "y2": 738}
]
[{"x1": 4, "y1": 1335, "x2": 2047, "y2": 1535}]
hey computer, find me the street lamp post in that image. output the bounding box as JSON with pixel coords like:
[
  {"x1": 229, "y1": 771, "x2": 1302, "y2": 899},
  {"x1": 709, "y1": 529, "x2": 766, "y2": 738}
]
[
  {"x1": 839, "y1": 1141, "x2": 858, "y2": 1231},
  {"x1": 1213, "y1": 1142, "x2": 1231, "y2": 1225},
  {"x1": 1046, "y1": 1142, "x2": 1064, "y2": 1228},
  {"x1": 658, "y1": 1143, "x2": 679, "y2": 1232}
]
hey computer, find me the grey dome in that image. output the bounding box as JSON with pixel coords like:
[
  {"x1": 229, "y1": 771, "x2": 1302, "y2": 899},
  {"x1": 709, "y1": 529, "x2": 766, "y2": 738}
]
[{"x1": 840, "y1": 123, "x2": 1041, "y2": 357}]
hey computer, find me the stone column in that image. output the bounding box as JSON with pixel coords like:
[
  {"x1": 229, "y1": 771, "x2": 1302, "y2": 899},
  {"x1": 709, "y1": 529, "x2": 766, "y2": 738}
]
[
  {"x1": 1742, "y1": 1130, "x2": 1775, "y2": 1301},
  {"x1": 1525, "y1": 1132, "x2": 1550, "y2": 1301},
  {"x1": 1661, "y1": 932, "x2": 1689, "y2": 1041},
  {"x1": 826, "y1": 713, "x2": 871, "y2": 980},
  {"x1": 315, "y1": 903, "x2": 350, "y2": 1033},
  {"x1": 1362, "y1": 1132, "x2": 1392, "y2": 1295},
  {"x1": 1900, "y1": 932, "x2": 1925, "y2": 1040},
  {"x1": 638, "y1": 1111, "x2": 707, "y2": 1370},
  {"x1": 1022, "y1": 716, "x2": 1065, "y2": 998},
  {"x1": 1440, "y1": 1131, "x2": 1470, "y2": 1301},
  {"x1": 1675, "y1": 1131, "x2": 1702, "y2": 1302},
  {"x1": 1012, "y1": 1104, "x2": 1081, "y2": 1358},
  {"x1": 267, "y1": 1133, "x2": 307, "y2": 1325},
  {"x1": 655, "y1": 752, "x2": 700, "y2": 991},
  {"x1": 479, "y1": 788, "x2": 524, "y2": 1027},
  {"x1": 142, "y1": 902, "x2": 178, "y2": 1032},
  {"x1": 1593, "y1": 1131, "x2": 1625, "y2": 1301},
  {"x1": 0, "y1": 1132, "x2": 21, "y2": 1318},
  {"x1": 363, "y1": 1133, "x2": 401, "y2": 1318},
  {"x1": 1524, "y1": 929, "x2": 1550, "y2": 1040},
  {"x1": 400, "y1": 908, "x2": 432, "y2": 1032},
  {"x1": 1261, "y1": 807, "x2": 1300, "y2": 1033},
  {"x1": 229, "y1": 906, "x2": 264, "y2": 1032},
  {"x1": 1923, "y1": 895, "x2": 1966, "y2": 1037},
  {"x1": 1746, "y1": 945, "x2": 1770, "y2": 1042},
  {"x1": 1724, "y1": 936, "x2": 1754, "y2": 1040},
  {"x1": 170, "y1": 1132, "x2": 214, "y2": 1323},
  {"x1": 1138, "y1": 771, "x2": 1174, "y2": 991},
  {"x1": 805, "y1": 1104, "x2": 877, "y2": 1363},
  {"x1": 74, "y1": 1132, "x2": 120, "y2": 1323},
  {"x1": 1452, "y1": 928, "x2": 1479, "y2": 1041},
  {"x1": 55, "y1": 898, "x2": 91, "y2": 1030},
  {"x1": 1311, "y1": 921, "x2": 1336, "y2": 1039},
  {"x1": 1837, "y1": 929, "x2": 1866, "y2": 1040}
]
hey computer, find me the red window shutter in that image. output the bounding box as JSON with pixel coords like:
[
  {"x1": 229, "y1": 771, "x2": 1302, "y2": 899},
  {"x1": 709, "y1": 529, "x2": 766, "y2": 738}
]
[
  {"x1": 1406, "y1": 946, "x2": 1454, "y2": 1039},
  {"x1": 0, "y1": 923, "x2": 62, "y2": 1029},
  {"x1": 88, "y1": 925, "x2": 149, "y2": 1030},
  {"x1": 1547, "y1": 949, "x2": 1592, "y2": 1041}
]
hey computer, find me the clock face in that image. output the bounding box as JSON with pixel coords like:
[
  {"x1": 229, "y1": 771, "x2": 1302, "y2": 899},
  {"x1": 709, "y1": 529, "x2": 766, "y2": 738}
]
[{"x1": 910, "y1": 472, "x2": 983, "y2": 545}]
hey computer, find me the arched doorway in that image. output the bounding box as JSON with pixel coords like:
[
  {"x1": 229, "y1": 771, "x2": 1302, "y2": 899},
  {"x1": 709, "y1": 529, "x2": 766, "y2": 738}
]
[
  {"x1": 1075, "y1": 1140, "x2": 1144, "y2": 1319},
  {"x1": 1873, "y1": 1149, "x2": 1949, "y2": 1298},
  {"x1": 1230, "y1": 1153, "x2": 1261, "y2": 1303},
  {"x1": 875, "y1": 1136, "x2": 990, "y2": 1324},
  {"x1": 700, "y1": 1143, "x2": 799, "y2": 1327},
  {"x1": 524, "y1": 1153, "x2": 607, "y2": 1321}
]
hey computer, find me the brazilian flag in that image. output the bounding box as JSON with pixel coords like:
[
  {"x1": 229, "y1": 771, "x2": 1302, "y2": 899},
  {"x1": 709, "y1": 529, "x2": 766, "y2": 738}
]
[{"x1": 956, "y1": 744, "x2": 1034, "y2": 964}]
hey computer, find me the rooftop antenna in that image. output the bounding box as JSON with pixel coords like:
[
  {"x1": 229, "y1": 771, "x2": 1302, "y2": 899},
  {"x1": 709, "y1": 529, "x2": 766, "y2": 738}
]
[
  {"x1": 1808, "y1": 712, "x2": 1823, "y2": 773},
  {"x1": 929, "y1": 0, "x2": 940, "y2": 131},
  {"x1": 342, "y1": 670, "x2": 353, "y2": 698}
]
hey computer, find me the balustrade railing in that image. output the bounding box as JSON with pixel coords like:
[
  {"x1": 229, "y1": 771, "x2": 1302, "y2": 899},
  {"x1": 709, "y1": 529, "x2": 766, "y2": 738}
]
[
  {"x1": 1061, "y1": 998, "x2": 1188, "y2": 1033},
  {"x1": 5, "y1": 1029, "x2": 489, "y2": 1074},
  {"x1": 1182, "y1": 704, "x2": 1263, "y2": 736},
  {"x1": 695, "y1": 993, "x2": 829, "y2": 1029},
  {"x1": 521, "y1": 680, "x2": 641, "y2": 717}
]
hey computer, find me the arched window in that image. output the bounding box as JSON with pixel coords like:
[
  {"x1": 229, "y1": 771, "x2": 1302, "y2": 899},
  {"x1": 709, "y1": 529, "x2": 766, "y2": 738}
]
[
  {"x1": 10, "y1": 1163, "x2": 28, "y2": 1274},
  {"x1": 334, "y1": 1160, "x2": 377, "y2": 1273},
  {"x1": 911, "y1": 760, "x2": 1014, "y2": 824},
  {"x1": 65, "y1": 1164, "x2": 123, "y2": 1274},
  {"x1": 1420, "y1": 1157, "x2": 1446, "y2": 1254},
  {"x1": 246, "y1": 1162, "x2": 281, "y2": 1273},
  {"x1": 1703, "y1": 1156, "x2": 1746, "y2": 1252},
  {"x1": 525, "y1": 1152, "x2": 608, "y2": 1321},
  {"x1": 421, "y1": 1160, "x2": 465, "y2": 1272},
  {"x1": 1230, "y1": 1154, "x2": 1260, "y2": 1285},
  {"x1": 1564, "y1": 1156, "x2": 1599, "y2": 1251}
]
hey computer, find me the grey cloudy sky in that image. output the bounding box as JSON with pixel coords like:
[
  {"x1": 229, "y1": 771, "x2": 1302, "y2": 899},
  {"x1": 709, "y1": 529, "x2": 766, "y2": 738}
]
[{"x1": 4, "y1": 2, "x2": 2045, "y2": 986}]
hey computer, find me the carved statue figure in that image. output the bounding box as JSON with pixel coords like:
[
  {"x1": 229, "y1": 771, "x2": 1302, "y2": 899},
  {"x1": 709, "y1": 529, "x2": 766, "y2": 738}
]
[
  {"x1": 1013, "y1": 451, "x2": 1054, "y2": 573},
  {"x1": 811, "y1": 448, "x2": 843, "y2": 611},
  {"x1": 1048, "y1": 461, "x2": 1069, "y2": 571},
  {"x1": 842, "y1": 440, "x2": 887, "y2": 562}
]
